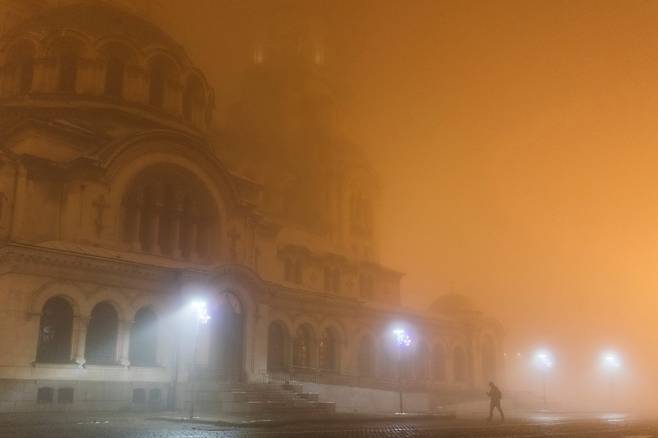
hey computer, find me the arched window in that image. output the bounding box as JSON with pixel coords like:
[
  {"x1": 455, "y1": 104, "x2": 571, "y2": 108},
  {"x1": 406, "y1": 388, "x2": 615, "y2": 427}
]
[
  {"x1": 453, "y1": 346, "x2": 467, "y2": 383},
  {"x1": 284, "y1": 258, "x2": 303, "y2": 285},
  {"x1": 182, "y1": 75, "x2": 205, "y2": 123},
  {"x1": 5, "y1": 41, "x2": 35, "y2": 95},
  {"x1": 148, "y1": 56, "x2": 176, "y2": 109},
  {"x1": 267, "y1": 321, "x2": 288, "y2": 372},
  {"x1": 377, "y1": 342, "x2": 395, "y2": 381},
  {"x1": 357, "y1": 335, "x2": 375, "y2": 377},
  {"x1": 284, "y1": 258, "x2": 294, "y2": 282},
  {"x1": 100, "y1": 43, "x2": 135, "y2": 98},
  {"x1": 482, "y1": 336, "x2": 497, "y2": 383},
  {"x1": 85, "y1": 302, "x2": 118, "y2": 365},
  {"x1": 415, "y1": 342, "x2": 429, "y2": 381},
  {"x1": 57, "y1": 49, "x2": 78, "y2": 93},
  {"x1": 209, "y1": 292, "x2": 244, "y2": 382},
  {"x1": 319, "y1": 327, "x2": 338, "y2": 372},
  {"x1": 129, "y1": 307, "x2": 158, "y2": 366},
  {"x1": 36, "y1": 297, "x2": 73, "y2": 363},
  {"x1": 293, "y1": 324, "x2": 314, "y2": 368},
  {"x1": 432, "y1": 344, "x2": 446, "y2": 382},
  {"x1": 104, "y1": 56, "x2": 124, "y2": 97},
  {"x1": 324, "y1": 267, "x2": 340, "y2": 293},
  {"x1": 350, "y1": 191, "x2": 372, "y2": 236},
  {"x1": 359, "y1": 273, "x2": 374, "y2": 300},
  {"x1": 122, "y1": 165, "x2": 217, "y2": 262}
]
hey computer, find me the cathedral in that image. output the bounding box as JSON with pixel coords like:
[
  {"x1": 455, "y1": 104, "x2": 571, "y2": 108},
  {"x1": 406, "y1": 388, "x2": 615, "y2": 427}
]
[{"x1": 0, "y1": 0, "x2": 503, "y2": 414}]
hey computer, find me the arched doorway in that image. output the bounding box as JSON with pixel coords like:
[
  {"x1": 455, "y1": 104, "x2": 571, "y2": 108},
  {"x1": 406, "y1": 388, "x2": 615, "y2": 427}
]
[
  {"x1": 482, "y1": 336, "x2": 497, "y2": 383},
  {"x1": 208, "y1": 292, "x2": 244, "y2": 382},
  {"x1": 130, "y1": 307, "x2": 158, "y2": 367},
  {"x1": 357, "y1": 335, "x2": 375, "y2": 378},
  {"x1": 319, "y1": 327, "x2": 339, "y2": 372},
  {"x1": 453, "y1": 346, "x2": 467, "y2": 383},
  {"x1": 36, "y1": 297, "x2": 73, "y2": 363},
  {"x1": 85, "y1": 302, "x2": 119, "y2": 365},
  {"x1": 432, "y1": 343, "x2": 446, "y2": 382},
  {"x1": 293, "y1": 324, "x2": 315, "y2": 369},
  {"x1": 267, "y1": 321, "x2": 289, "y2": 372}
]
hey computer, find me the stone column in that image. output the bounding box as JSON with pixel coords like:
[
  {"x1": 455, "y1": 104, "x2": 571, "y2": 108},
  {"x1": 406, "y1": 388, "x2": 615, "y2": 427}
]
[
  {"x1": 73, "y1": 316, "x2": 90, "y2": 365},
  {"x1": 119, "y1": 320, "x2": 133, "y2": 367}
]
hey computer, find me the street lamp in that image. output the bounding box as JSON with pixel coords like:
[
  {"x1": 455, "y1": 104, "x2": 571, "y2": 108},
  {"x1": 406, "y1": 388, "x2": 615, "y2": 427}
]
[
  {"x1": 189, "y1": 301, "x2": 210, "y2": 420},
  {"x1": 392, "y1": 328, "x2": 412, "y2": 414},
  {"x1": 600, "y1": 351, "x2": 622, "y2": 409},
  {"x1": 533, "y1": 350, "x2": 553, "y2": 410}
]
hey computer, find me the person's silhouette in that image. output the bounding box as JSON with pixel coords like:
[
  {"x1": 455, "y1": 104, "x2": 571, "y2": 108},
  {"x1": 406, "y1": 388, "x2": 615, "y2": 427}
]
[{"x1": 487, "y1": 381, "x2": 505, "y2": 422}]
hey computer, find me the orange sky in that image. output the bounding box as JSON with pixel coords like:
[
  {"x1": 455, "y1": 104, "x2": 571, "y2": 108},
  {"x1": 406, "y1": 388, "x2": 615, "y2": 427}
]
[{"x1": 159, "y1": 0, "x2": 658, "y2": 382}]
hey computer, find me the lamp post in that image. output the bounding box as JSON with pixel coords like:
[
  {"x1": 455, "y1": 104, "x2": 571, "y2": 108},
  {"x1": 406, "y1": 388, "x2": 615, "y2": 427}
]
[
  {"x1": 189, "y1": 301, "x2": 210, "y2": 420},
  {"x1": 601, "y1": 351, "x2": 621, "y2": 409},
  {"x1": 392, "y1": 328, "x2": 412, "y2": 414},
  {"x1": 534, "y1": 350, "x2": 553, "y2": 410}
]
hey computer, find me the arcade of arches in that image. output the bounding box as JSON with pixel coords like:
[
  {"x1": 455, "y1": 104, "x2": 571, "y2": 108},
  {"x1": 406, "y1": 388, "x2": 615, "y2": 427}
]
[{"x1": 263, "y1": 319, "x2": 497, "y2": 387}]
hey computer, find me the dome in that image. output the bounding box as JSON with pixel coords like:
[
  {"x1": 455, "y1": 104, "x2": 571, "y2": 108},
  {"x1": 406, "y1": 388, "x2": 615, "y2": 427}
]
[
  {"x1": 430, "y1": 293, "x2": 478, "y2": 316},
  {"x1": 0, "y1": 1, "x2": 214, "y2": 132},
  {"x1": 5, "y1": 2, "x2": 184, "y2": 58}
]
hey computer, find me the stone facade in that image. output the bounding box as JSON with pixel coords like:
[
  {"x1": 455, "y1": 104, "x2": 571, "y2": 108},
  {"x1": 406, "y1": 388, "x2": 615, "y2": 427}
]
[{"x1": 0, "y1": 1, "x2": 503, "y2": 413}]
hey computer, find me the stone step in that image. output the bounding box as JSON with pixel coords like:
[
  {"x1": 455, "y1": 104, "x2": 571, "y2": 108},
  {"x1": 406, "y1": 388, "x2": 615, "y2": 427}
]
[{"x1": 190, "y1": 382, "x2": 334, "y2": 416}]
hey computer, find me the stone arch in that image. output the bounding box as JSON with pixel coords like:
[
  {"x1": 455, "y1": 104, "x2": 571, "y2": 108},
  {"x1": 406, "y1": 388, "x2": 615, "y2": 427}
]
[
  {"x1": 119, "y1": 162, "x2": 220, "y2": 261},
  {"x1": 375, "y1": 332, "x2": 396, "y2": 381},
  {"x1": 414, "y1": 339, "x2": 431, "y2": 382},
  {"x1": 145, "y1": 52, "x2": 179, "y2": 109},
  {"x1": 292, "y1": 321, "x2": 317, "y2": 369},
  {"x1": 318, "y1": 318, "x2": 347, "y2": 345},
  {"x1": 195, "y1": 269, "x2": 261, "y2": 382},
  {"x1": 2, "y1": 38, "x2": 37, "y2": 95},
  {"x1": 431, "y1": 341, "x2": 447, "y2": 382},
  {"x1": 453, "y1": 344, "x2": 468, "y2": 383},
  {"x1": 44, "y1": 33, "x2": 88, "y2": 93},
  {"x1": 318, "y1": 325, "x2": 341, "y2": 372},
  {"x1": 128, "y1": 294, "x2": 165, "y2": 322},
  {"x1": 102, "y1": 132, "x2": 237, "y2": 204},
  {"x1": 356, "y1": 333, "x2": 376, "y2": 378},
  {"x1": 42, "y1": 30, "x2": 92, "y2": 56},
  {"x1": 103, "y1": 137, "x2": 238, "y2": 254},
  {"x1": 85, "y1": 301, "x2": 120, "y2": 365},
  {"x1": 29, "y1": 280, "x2": 85, "y2": 318},
  {"x1": 97, "y1": 39, "x2": 138, "y2": 98},
  {"x1": 129, "y1": 306, "x2": 158, "y2": 367},
  {"x1": 267, "y1": 320, "x2": 291, "y2": 372},
  {"x1": 84, "y1": 288, "x2": 131, "y2": 323},
  {"x1": 481, "y1": 334, "x2": 497, "y2": 383},
  {"x1": 35, "y1": 296, "x2": 74, "y2": 364},
  {"x1": 182, "y1": 71, "x2": 210, "y2": 126}
]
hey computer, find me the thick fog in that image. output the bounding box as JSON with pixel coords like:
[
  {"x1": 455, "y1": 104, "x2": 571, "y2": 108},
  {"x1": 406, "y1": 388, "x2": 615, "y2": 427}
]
[{"x1": 148, "y1": 0, "x2": 658, "y2": 413}]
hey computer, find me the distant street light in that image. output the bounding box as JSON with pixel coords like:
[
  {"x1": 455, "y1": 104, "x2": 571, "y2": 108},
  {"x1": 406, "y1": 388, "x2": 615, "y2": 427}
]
[
  {"x1": 533, "y1": 350, "x2": 554, "y2": 409},
  {"x1": 601, "y1": 351, "x2": 622, "y2": 409},
  {"x1": 189, "y1": 301, "x2": 211, "y2": 420},
  {"x1": 392, "y1": 328, "x2": 413, "y2": 414}
]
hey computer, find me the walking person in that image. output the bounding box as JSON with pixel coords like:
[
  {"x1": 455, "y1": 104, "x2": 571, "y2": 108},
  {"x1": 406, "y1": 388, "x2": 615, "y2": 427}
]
[{"x1": 487, "y1": 381, "x2": 505, "y2": 422}]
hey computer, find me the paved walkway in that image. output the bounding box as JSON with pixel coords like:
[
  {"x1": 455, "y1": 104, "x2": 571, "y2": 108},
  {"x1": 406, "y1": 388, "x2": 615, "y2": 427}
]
[{"x1": 0, "y1": 411, "x2": 651, "y2": 438}]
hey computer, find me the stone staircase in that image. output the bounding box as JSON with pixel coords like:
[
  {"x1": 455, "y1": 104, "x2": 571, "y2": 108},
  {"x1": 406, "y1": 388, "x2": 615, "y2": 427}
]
[{"x1": 192, "y1": 381, "x2": 335, "y2": 418}]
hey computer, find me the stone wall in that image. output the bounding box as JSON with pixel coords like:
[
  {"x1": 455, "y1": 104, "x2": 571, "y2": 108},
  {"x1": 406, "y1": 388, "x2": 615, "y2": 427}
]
[{"x1": 0, "y1": 379, "x2": 170, "y2": 413}]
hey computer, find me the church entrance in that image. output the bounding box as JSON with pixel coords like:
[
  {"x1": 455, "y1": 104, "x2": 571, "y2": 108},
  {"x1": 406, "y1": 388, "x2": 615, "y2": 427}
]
[{"x1": 208, "y1": 292, "x2": 244, "y2": 382}]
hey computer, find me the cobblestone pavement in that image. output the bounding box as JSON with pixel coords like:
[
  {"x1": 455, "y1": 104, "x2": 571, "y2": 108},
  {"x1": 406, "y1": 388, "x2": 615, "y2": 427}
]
[{"x1": 0, "y1": 413, "x2": 656, "y2": 437}]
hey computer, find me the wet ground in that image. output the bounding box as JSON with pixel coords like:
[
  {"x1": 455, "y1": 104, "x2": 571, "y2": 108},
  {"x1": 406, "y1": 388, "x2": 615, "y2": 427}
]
[{"x1": 0, "y1": 412, "x2": 655, "y2": 437}]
